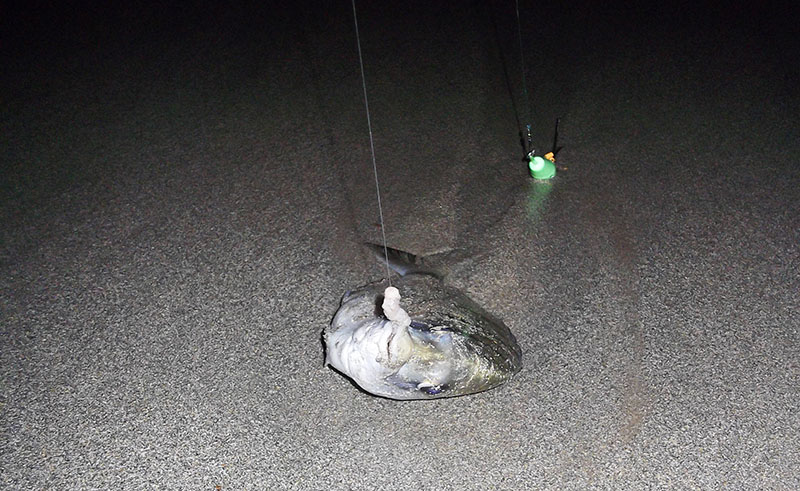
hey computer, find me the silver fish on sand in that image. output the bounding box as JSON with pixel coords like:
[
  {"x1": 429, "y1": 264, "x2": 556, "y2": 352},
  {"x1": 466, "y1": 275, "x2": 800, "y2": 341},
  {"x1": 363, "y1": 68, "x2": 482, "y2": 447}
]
[{"x1": 324, "y1": 244, "x2": 522, "y2": 400}]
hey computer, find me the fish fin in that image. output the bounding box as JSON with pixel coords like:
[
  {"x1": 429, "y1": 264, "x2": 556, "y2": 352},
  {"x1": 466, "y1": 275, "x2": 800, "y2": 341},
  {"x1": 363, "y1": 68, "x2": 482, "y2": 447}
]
[{"x1": 363, "y1": 243, "x2": 443, "y2": 278}]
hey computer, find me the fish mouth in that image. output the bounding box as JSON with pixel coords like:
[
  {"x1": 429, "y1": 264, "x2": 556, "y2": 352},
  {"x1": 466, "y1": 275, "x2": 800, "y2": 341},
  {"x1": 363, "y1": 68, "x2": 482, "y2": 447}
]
[
  {"x1": 384, "y1": 329, "x2": 406, "y2": 365},
  {"x1": 381, "y1": 319, "x2": 413, "y2": 369}
]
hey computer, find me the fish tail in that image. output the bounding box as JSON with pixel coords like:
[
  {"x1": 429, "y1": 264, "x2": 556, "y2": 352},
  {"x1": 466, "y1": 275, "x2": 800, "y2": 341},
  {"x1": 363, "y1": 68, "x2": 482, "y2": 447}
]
[{"x1": 363, "y1": 243, "x2": 442, "y2": 278}]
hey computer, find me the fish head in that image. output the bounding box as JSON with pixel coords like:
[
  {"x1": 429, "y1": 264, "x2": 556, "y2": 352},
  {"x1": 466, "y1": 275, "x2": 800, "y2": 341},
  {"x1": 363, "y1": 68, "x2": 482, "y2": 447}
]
[{"x1": 325, "y1": 288, "x2": 414, "y2": 396}]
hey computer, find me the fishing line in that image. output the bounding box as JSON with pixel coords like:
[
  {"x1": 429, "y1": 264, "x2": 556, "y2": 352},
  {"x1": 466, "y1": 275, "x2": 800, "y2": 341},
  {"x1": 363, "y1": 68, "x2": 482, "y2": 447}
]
[
  {"x1": 515, "y1": 0, "x2": 534, "y2": 156},
  {"x1": 351, "y1": 0, "x2": 392, "y2": 285}
]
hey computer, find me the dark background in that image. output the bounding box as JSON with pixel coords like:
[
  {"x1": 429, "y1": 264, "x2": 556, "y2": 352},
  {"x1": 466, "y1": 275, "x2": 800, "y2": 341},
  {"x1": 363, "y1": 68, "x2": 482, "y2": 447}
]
[{"x1": 2, "y1": 1, "x2": 798, "y2": 488}]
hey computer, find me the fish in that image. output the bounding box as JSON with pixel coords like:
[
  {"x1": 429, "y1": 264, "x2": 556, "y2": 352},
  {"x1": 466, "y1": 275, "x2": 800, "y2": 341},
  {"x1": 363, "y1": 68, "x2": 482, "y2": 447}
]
[{"x1": 324, "y1": 244, "x2": 522, "y2": 400}]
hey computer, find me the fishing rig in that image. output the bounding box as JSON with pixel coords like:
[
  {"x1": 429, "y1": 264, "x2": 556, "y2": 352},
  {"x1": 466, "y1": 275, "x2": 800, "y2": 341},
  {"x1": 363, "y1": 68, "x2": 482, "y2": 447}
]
[
  {"x1": 349, "y1": 0, "x2": 562, "y2": 289},
  {"x1": 515, "y1": 0, "x2": 562, "y2": 180},
  {"x1": 527, "y1": 118, "x2": 561, "y2": 180}
]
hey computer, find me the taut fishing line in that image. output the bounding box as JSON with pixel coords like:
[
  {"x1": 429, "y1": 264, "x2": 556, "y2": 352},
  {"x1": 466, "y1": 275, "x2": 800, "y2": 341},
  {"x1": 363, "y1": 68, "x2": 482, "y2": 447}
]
[
  {"x1": 515, "y1": 0, "x2": 534, "y2": 156},
  {"x1": 351, "y1": 0, "x2": 392, "y2": 285}
]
